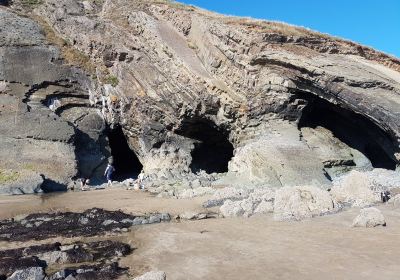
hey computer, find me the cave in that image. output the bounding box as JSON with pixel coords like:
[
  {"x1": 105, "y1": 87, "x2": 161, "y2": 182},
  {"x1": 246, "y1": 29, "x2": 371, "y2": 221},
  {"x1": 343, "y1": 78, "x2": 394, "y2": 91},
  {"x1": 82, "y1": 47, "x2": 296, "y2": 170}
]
[
  {"x1": 298, "y1": 93, "x2": 397, "y2": 170},
  {"x1": 107, "y1": 126, "x2": 143, "y2": 181},
  {"x1": 176, "y1": 118, "x2": 234, "y2": 174}
]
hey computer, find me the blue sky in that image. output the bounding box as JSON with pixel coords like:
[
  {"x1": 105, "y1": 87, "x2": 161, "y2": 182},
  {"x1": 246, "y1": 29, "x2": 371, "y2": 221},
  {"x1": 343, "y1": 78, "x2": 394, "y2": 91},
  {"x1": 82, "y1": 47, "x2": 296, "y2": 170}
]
[{"x1": 177, "y1": 0, "x2": 400, "y2": 58}]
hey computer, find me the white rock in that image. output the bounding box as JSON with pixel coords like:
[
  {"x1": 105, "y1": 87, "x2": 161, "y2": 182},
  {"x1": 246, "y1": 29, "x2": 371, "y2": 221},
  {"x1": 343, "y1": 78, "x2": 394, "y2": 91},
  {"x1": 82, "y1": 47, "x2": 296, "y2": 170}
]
[
  {"x1": 248, "y1": 188, "x2": 276, "y2": 203},
  {"x1": 331, "y1": 170, "x2": 382, "y2": 207},
  {"x1": 273, "y1": 186, "x2": 338, "y2": 221},
  {"x1": 212, "y1": 187, "x2": 249, "y2": 200},
  {"x1": 352, "y1": 207, "x2": 386, "y2": 227},
  {"x1": 391, "y1": 194, "x2": 400, "y2": 207},
  {"x1": 133, "y1": 271, "x2": 166, "y2": 280},
  {"x1": 254, "y1": 200, "x2": 274, "y2": 214},
  {"x1": 176, "y1": 187, "x2": 215, "y2": 199},
  {"x1": 220, "y1": 200, "x2": 245, "y2": 217},
  {"x1": 7, "y1": 267, "x2": 45, "y2": 280}
]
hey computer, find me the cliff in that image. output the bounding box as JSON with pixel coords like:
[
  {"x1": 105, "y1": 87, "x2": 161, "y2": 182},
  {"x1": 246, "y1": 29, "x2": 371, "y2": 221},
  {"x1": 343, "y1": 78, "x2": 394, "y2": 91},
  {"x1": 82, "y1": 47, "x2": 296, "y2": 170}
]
[{"x1": 1, "y1": 0, "x2": 400, "y2": 193}]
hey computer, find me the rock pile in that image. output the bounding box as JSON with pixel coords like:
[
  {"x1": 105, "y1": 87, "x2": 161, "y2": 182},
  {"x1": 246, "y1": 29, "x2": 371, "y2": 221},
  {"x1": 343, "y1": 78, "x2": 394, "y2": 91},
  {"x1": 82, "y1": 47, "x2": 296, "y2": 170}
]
[{"x1": 0, "y1": 240, "x2": 131, "y2": 279}]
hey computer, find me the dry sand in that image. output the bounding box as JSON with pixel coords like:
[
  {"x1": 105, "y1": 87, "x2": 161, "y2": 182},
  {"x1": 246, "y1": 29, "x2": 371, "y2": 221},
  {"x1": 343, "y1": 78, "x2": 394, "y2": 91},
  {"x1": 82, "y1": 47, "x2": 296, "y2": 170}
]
[{"x1": 1, "y1": 189, "x2": 400, "y2": 280}]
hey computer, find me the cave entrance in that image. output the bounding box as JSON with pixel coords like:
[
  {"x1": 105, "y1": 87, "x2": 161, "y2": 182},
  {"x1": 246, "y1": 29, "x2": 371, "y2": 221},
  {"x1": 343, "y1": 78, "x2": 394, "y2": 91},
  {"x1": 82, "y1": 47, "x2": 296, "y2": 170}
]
[
  {"x1": 298, "y1": 93, "x2": 397, "y2": 170},
  {"x1": 107, "y1": 126, "x2": 143, "y2": 181},
  {"x1": 176, "y1": 118, "x2": 234, "y2": 174}
]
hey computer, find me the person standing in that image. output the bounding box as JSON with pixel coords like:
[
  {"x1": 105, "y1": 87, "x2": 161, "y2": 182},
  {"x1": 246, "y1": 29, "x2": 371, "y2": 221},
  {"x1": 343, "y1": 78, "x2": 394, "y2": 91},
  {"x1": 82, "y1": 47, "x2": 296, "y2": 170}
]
[{"x1": 104, "y1": 161, "x2": 115, "y2": 187}]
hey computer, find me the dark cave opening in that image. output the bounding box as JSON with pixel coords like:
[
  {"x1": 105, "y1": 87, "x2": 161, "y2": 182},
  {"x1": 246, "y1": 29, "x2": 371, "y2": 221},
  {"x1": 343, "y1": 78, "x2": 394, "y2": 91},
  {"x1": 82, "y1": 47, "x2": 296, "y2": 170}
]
[
  {"x1": 107, "y1": 126, "x2": 143, "y2": 181},
  {"x1": 298, "y1": 93, "x2": 397, "y2": 170},
  {"x1": 176, "y1": 118, "x2": 234, "y2": 174}
]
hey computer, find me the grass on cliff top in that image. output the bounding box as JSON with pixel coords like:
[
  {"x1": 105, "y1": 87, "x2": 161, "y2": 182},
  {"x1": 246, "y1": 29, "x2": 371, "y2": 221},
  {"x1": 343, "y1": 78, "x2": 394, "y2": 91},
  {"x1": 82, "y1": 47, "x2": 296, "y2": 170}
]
[
  {"x1": 31, "y1": 15, "x2": 97, "y2": 75},
  {"x1": 0, "y1": 169, "x2": 20, "y2": 184}
]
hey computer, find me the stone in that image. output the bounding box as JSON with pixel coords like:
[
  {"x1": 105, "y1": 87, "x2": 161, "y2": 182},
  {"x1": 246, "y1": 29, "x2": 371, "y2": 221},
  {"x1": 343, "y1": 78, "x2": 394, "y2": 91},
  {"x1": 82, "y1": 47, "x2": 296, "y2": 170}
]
[
  {"x1": 273, "y1": 186, "x2": 338, "y2": 221},
  {"x1": 331, "y1": 170, "x2": 383, "y2": 207},
  {"x1": 148, "y1": 215, "x2": 161, "y2": 224},
  {"x1": 133, "y1": 271, "x2": 167, "y2": 280},
  {"x1": 7, "y1": 267, "x2": 45, "y2": 280},
  {"x1": 176, "y1": 187, "x2": 215, "y2": 199},
  {"x1": 352, "y1": 207, "x2": 386, "y2": 227},
  {"x1": 391, "y1": 194, "x2": 400, "y2": 207},
  {"x1": 212, "y1": 187, "x2": 250, "y2": 201},
  {"x1": 254, "y1": 200, "x2": 274, "y2": 214},
  {"x1": 179, "y1": 211, "x2": 213, "y2": 220},
  {"x1": 220, "y1": 200, "x2": 247, "y2": 218}
]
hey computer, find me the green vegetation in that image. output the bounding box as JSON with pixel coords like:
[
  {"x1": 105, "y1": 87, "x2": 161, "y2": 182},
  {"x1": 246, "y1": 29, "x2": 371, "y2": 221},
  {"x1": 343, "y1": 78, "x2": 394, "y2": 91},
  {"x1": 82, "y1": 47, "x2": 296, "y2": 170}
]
[
  {"x1": 104, "y1": 75, "x2": 119, "y2": 87},
  {"x1": 0, "y1": 169, "x2": 20, "y2": 184},
  {"x1": 21, "y1": 0, "x2": 43, "y2": 7},
  {"x1": 31, "y1": 15, "x2": 97, "y2": 75}
]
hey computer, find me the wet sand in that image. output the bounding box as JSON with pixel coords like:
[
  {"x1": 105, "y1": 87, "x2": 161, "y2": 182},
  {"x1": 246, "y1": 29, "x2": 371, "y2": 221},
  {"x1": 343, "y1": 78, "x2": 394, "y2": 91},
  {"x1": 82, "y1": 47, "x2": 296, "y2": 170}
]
[{"x1": 1, "y1": 190, "x2": 400, "y2": 280}]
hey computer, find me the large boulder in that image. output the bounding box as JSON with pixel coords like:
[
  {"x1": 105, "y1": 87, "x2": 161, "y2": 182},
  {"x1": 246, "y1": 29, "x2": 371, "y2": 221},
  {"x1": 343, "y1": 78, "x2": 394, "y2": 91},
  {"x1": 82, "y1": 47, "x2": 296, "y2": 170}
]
[
  {"x1": 352, "y1": 207, "x2": 386, "y2": 227},
  {"x1": 273, "y1": 186, "x2": 338, "y2": 221},
  {"x1": 331, "y1": 170, "x2": 395, "y2": 207},
  {"x1": 220, "y1": 199, "x2": 255, "y2": 218}
]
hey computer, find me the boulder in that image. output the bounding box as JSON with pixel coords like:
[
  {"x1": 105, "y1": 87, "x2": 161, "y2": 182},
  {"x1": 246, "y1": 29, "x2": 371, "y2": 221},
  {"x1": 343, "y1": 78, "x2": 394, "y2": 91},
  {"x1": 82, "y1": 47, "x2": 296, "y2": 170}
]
[
  {"x1": 391, "y1": 194, "x2": 400, "y2": 207},
  {"x1": 331, "y1": 170, "x2": 384, "y2": 207},
  {"x1": 212, "y1": 187, "x2": 250, "y2": 201},
  {"x1": 7, "y1": 267, "x2": 45, "y2": 280},
  {"x1": 219, "y1": 188, "x2": 276, "y2": 217},
  {"x1": 178, "y1": 211, "x2": 215, "y2": 220},
  {"x1": 176, "y1": 187, "x2": 215, "y2": 199},
  {"x1": 273, "y1": 186, "x2": 338, "y2": 221},
  {"x1": 352, "y1": 207, "x2": 386, "y2": 227},
  {"x1": 220, "y1": 200, "x2": 246, "y2": 218},
  {"x1": 133, "y1": 271, "x2": 166, "y2": 280}
]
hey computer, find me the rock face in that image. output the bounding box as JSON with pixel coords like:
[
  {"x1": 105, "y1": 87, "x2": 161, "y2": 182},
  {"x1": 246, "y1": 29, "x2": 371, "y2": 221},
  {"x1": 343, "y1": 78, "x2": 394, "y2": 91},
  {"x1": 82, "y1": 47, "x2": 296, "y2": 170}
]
[
  {"x1": 0, "y1": 9, "x2": 107, "y2": 193},
  {"x1": 352, "y1": 207, "x2": 386, "y2": 227},
  {"x1": 1, "y1": 0, "x2": 400, "y2": 192}
]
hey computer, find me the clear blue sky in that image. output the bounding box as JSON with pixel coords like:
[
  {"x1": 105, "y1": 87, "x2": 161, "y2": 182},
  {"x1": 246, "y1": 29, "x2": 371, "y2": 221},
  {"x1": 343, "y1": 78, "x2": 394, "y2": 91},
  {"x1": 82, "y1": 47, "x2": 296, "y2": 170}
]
[{"x1": 177, "y1": 0, "x2": 400, "y2": 58}]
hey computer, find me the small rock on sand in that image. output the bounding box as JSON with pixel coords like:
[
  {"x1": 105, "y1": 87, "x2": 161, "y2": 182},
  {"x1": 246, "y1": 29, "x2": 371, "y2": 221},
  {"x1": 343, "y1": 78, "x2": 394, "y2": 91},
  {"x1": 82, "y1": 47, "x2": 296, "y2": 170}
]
[
  {"x1": 273, "y1": 185, "x2": 338, "y2": 221},
  {"x1": 133, "y1": 270, "x2": 166, "y2": 280},
  {"x1": 352, "y1": 207, "x2": 386, "y2": 228}
]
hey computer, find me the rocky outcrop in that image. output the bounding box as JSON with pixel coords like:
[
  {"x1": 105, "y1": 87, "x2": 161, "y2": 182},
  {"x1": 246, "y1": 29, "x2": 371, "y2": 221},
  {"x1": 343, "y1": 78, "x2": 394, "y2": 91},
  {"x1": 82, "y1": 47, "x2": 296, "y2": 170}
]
[
  {"x1": 1, "y1": 0, "x2": 400, "y2": 192},
  {"x1": 0, "y1": 170, "x2": 43, "y2": 195},
  {"x1": 0, "y1": 8, "x2": 108, "y2": 193}
]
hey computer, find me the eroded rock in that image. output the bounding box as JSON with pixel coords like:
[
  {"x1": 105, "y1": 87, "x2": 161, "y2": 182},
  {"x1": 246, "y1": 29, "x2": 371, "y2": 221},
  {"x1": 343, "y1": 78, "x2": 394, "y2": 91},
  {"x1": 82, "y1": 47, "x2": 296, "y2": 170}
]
[
  {"x1": 273, "y1": 186, "x2": 338, "y2": 221},
  {"x1": 331, "y1": 170, "x2": 396, "y2": 207},
  {"x1": 352, "y1": 207, "x2": 386, "y2": 227}
]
